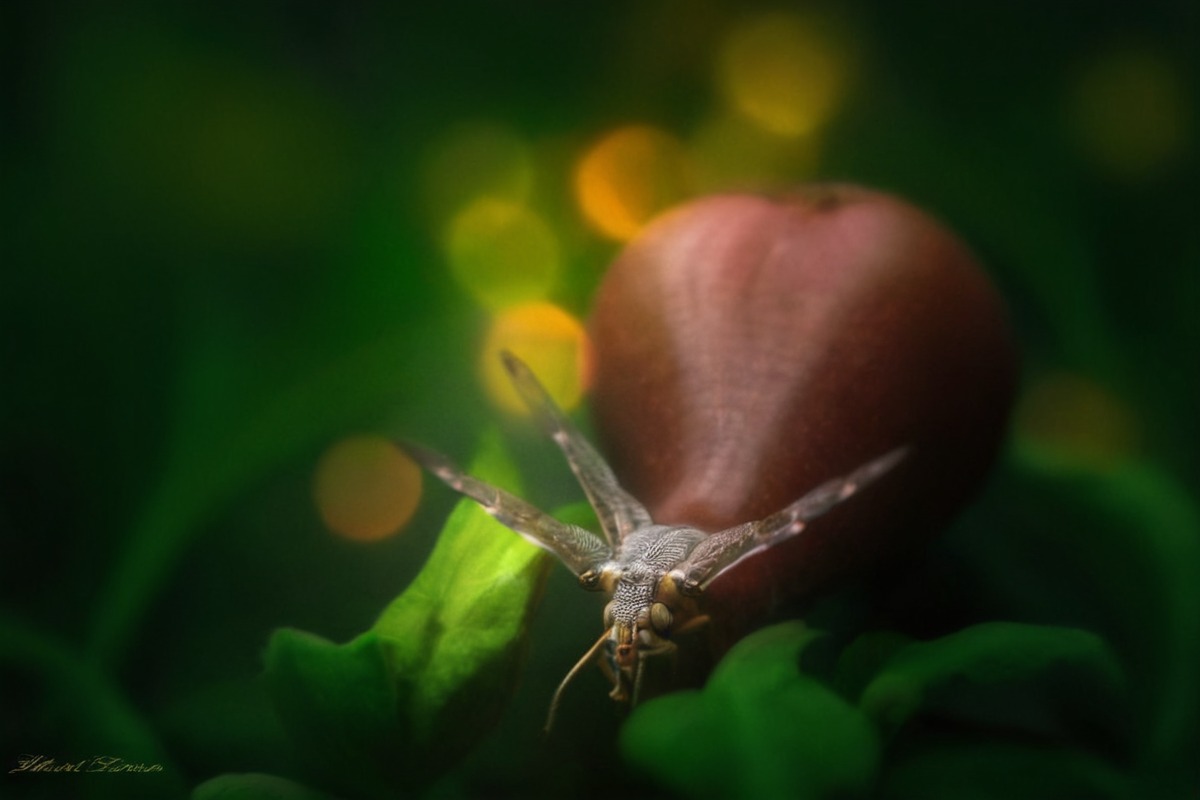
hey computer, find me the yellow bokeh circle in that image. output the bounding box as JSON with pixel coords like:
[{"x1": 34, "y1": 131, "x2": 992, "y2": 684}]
[
  {"x1": 314, "y1": 435, "x2": 423, "y2": 542},
  {"x1": 444, "y1": 198, "x2": 560, "y2": 309},
  {"x1": 480, "y1": 302, "x2": 591, "y2": 415},
  {"x1": 1068, "y1": 48, "x2": 1191, "y2": 179},
  {"x1": 716, "y1": 12, "x2": 847, "y2": 138},
  {"x1": 574, "y1": 125, "x2": 695, "y2": 241}
]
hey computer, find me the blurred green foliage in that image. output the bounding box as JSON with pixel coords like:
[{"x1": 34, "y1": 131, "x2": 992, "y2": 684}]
[
  {"x1": 2, "y1": 1, "x2": 1197, "y2": 799},
  {"x1": 622, "y1": 623, "x2": 880, "y2": 800}
]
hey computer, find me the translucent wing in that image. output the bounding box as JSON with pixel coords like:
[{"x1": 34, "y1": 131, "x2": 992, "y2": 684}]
[
  {"x1": 670, "y1": 447, "x2": 910, "y2": 594},
  {"x1": 403, "y1": 442, "x2": 612, "y2": 576},
  {"x1": 502, "y1": 351, "x2": 652, "y2": 547}
]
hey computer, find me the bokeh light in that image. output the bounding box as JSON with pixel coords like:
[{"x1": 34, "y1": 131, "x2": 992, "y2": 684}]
[
  {"x1": 480, "y1": 302, "x2": 591, "y2": 415},
  {"x1": 314, "y1": 435, "x2": 423, "y2": 542},
  {"x1": 716, "y1": 12, "x2": 847, "y2": 138},
  {"x1": 1067, "y1": 47, "x2": 1191, "y2": 179},
  {"x1": 421, "y1": 121, "x2": 535, "y2": 221},
  {"x1": 690, "y1": 112, "x2": 820, "y2": 192},
  {"x1": 1014, "y1": 372, "x2": 1140, "y2": 465},
  {"x1": 574, "y1": 125, "x2": 696, "y2": 241},
  {"x1": 444, "y1": 198, "x2": 560, "y2": 309}
]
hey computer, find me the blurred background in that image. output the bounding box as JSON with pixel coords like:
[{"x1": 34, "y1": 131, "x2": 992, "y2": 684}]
[{"x1": 2, "y1": 1, "x2": 1197, "y2": 798}]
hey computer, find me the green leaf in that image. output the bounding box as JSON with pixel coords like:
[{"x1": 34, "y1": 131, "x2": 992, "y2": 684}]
[
  {"x1": 192, "y1": 773, "x2": 333, "y2": 800},
  {"x1": 1019, "y1": 446, "x2": 1200, "y2": 769},
  {"x1": 858, "y1": 622, "x2": 1128, "y2": 751},
  {"x1": 264, "y1": 631, "x2": 403, "y2": 798},
  {"x1": 954, "y1": 444, "x2": 1200, "y2": 774},
  {"x1": 621, "y1": 622, "x2": 880, "y2": 800},
  {"x1": 266, "y1": 429, "x2": 550, "y2": 797}
]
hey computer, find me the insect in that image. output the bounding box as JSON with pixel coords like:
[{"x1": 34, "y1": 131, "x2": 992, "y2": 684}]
[{"x1": 405, "y1": 351, "x2": 907, "y2": 730}]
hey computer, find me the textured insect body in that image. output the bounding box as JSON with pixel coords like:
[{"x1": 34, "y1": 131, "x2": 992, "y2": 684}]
[
  {"x1": 407, "y1": 352, "x2": 906, "y2": 729},
  {"x1": 594, "y1": 525, "x2": 706, "y2": 694}
]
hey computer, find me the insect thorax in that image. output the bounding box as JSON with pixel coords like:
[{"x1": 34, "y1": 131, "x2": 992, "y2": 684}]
[
  {"x1": 607, "y1": 525, "x2": 707, "y2": 627},
  {"x1": 618, "y1": 525, "x2": 707, "y2": 571}
]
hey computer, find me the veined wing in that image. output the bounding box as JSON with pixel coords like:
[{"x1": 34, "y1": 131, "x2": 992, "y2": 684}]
[
  {"x1": 403, "y1": 441, "x2": 612, "y2": 576},
  {"x1": 669, "y1": 447, "x2": 910, "y2": 593},
  {"x1": 502, "y1": 351, "x2": 652, "y2": 547}
]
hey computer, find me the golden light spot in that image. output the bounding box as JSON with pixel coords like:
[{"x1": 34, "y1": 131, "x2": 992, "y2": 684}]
[
  {"x1": 1014, "y1": 372, "x2": 1140, "y2": 466},
  {"x1": 689, "y1": 112, "x2": 820, "y2": 192},
  {"x1": 716, "y1": 12, "x2": 848, "y2": 137},
  {"x1": 421, "y1": 121, "x2": 534, "y2": 221},
  {"x1": 481, "y1": 302, "x2": 591, "y2": 415},
  {"x1": 444, "y1": 198, "x2": 560, "y2": 309},
  {"x1": 315, "y1": 435, "x2": 422, "y2": 542},
  {"x1": 575, "y1": 125, "x2": 695, "y2": 241},
  {"x1": 1068, "y1": 48, "x2": 1191, "y2": 179}
]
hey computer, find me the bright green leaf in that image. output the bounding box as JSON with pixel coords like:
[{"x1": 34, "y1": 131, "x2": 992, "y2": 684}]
[
  {"x1": 370, "y1": 429, "x2": 551, "y2": 747},
  {"x1": 621, "y1": 622, "x2": 879, "y2": 800},
  {"x1": 266, "y1": 429, "x2": 550, "y2": 797}
]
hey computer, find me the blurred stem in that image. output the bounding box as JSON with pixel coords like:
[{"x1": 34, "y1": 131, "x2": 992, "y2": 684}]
[
  {"x1": 84, "y1": 327, "x2": 421, "y2": 672},
  {"x1": 84, "y1": 463, "x2": 220, "y2": 672}
]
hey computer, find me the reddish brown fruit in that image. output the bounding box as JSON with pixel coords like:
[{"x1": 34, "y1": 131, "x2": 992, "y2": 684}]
[{"x1": 588, "y1": 185, "x2": 1017, "y2": 634}]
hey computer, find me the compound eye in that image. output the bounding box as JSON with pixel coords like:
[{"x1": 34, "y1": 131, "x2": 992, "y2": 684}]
[
  {"x1": 603, "y1": 600, "x2": 616, "y2": 628},
  {"x1": 649, "y1": 602, "x2": 673, "y2": 636},
  {"x1": 578, "y1": 570, "x2": 602, "y2": 591}
]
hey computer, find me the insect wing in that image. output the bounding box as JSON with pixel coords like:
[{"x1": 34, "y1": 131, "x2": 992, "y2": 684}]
[
  {"x1": 672, "y1": 447, "x2": 909, "y2": 592},
  {"x1": 502, "y1": 351, "x2": 652, "y2": 546},
  {"x1": 402, "y1": 441, "x2": 612, "y2": 576}
]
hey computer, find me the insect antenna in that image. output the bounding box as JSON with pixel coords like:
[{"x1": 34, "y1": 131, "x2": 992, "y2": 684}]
[{"x1": 544, "y1": 629, "x2": 611, "y2": 734}]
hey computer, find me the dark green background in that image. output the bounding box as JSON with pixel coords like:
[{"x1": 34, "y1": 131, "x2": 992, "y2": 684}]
[{"x1": 3, "y1": 2, "x2": 1197, "y2": 798}]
